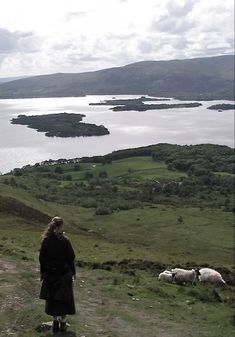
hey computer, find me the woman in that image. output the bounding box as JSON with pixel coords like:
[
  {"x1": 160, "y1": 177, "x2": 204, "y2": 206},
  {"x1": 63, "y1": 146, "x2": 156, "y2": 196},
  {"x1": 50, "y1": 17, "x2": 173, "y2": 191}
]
[{"x1": 39, "y1": 216, "x2": 76, "y2": 333}]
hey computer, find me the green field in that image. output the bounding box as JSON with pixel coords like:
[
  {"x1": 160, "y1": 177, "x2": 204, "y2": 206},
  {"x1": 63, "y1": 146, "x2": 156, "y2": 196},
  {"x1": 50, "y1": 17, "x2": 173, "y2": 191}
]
[
  {"x1": 54, "y1": 157, "x2": 187, "y2": 180},
  {"x1": 0, "y1": 146, "x2": 234, "y2": 337}
]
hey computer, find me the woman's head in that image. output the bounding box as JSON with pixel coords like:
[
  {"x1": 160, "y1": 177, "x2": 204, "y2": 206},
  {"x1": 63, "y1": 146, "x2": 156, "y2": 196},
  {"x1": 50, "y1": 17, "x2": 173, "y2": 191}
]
[
  {"x1": 51, "y1": 216, "x2": 64, "y2": 230},
  {"x1": 42, "y1": 216, "x2": 64, "y2": 238}
]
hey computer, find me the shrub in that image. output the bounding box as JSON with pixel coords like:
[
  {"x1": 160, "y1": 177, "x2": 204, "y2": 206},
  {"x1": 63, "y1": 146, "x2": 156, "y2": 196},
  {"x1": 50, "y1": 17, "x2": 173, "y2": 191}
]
[
  {"x1": 81, "y1": 198, "x2": 97, "y2": 208},
  {"x1": 84, "y1": 171, "x2": 93, "y2": 180},
  {"x1": 64, "y1": 175, "x2": 72, "y2": 181},
  {"x1": 95, "y1": 206, "x2": 111, "y2": 215},
  {"x1": 54, "y1": 166, "x2": 63, "y2": 174},
  {"x1": 12, "y1": 168, "x2": 23, "y2": 176},
  {"x1": 99, "y1": 170, "x2": 108, "y2": 178},
  {"x1": 74, "y1": 164, "x2": 81, "y2": 171}
]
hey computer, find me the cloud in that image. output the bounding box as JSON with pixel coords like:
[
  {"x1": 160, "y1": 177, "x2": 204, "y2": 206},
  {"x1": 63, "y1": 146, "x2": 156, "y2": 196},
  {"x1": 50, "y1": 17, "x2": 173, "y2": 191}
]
[
  {"x1": 150, "y1": 0, "x2": 196, "y2": 34},
  {"x1": 64, "y1": 11, "x2": 87, "y2": 21},
  {"x1": 138, "y1": 40, "x2": 155, "y2": 54},
  {"x1": 0, "y1": 27, "x2": 37, "y2": 54},
  {"x1": 0, "y1": 0, "x2": 234, "y2": 76},
  {"x1": 166, "y1": 0, "x2": 196, "y2": 16},
  {"x1": 67, "y1": 53, "x2": 102, "y2": 63},
  {"x1": 151, "y1": 16, "x2": 194, "y2": 34}
]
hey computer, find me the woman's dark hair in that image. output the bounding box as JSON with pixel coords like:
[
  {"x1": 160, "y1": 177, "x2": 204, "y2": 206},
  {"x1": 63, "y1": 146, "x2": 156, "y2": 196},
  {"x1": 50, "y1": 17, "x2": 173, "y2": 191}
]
[{"x1": 42, "y1": 216, "x2": 64, "y2": 239}]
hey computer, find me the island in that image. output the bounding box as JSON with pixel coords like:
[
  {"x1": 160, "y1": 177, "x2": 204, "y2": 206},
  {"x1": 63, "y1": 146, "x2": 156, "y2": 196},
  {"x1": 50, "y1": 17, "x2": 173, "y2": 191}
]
[
  {"x1": 111, "y1": 102, "x2": 202, "y2": 112},
  {"x1": 89, "y1": 96, "x2": 202, "y2": 112},
  {"x1": 207, "y1": 104, "x2": 235, "y2": 111},
  {"x1": 89, "y1": 96, "x2": 170, "y2": 106},
  {"x1": 11, "y1": 113, "x2": 110, "y2": 137}
]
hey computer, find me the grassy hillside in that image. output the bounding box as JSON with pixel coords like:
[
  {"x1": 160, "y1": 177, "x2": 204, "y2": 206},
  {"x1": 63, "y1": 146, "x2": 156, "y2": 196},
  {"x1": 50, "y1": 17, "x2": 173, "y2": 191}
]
[
  {"x1": 0, "y1": 55, "x2": 234, "y2": 99},
  {"x1": 0, "y1": 144, "x2": 234, "y2": 337}
]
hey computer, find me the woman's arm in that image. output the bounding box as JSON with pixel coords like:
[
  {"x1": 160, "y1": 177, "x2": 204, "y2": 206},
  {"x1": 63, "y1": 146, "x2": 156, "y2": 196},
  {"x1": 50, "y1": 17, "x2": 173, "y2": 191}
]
[
  {"x1": 39, "y1": 239, "x2": 47, "y2": 279},
  {"x1": 66, "y1": 239, "x2": 76, "y2": 276}
]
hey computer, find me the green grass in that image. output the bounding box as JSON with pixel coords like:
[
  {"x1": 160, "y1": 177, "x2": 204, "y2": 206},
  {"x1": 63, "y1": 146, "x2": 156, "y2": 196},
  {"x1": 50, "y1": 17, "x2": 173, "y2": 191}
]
[
  {"x1": 0, "y1": 252, "x2": 233, "y2": 337},
  {"x1": 0, "y1": 180, "x2": 234, "y2": 267},
  {"x1": 0, "y1": 201, "x2": 233, "y2": 268},
  {"x1": 56, "y1": 157, "x2": 187, "y2": 181},
  {"x1": 0, "y1": 153, "x2": 234, "y2": 337}
]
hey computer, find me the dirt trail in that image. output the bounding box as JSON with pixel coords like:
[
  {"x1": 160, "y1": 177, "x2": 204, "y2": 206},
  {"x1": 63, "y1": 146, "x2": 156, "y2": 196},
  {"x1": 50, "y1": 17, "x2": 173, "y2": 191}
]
[
  {"x1": 0, "y1": 259, "x2": 17, "y2": 273},
  {"x1": 0, "y1": 259, "x2": 184, "y2": 337},
  {"x1": 77, "y1": 271, "x2": 181, "y2": 337}
]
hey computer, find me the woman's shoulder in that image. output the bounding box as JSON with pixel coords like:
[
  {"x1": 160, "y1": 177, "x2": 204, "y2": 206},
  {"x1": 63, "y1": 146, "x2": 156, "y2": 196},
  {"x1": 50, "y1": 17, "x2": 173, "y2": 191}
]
[
  {"x1": 59, "y1": 233, "x2": 71, "y2": 242},
  {"x1": 62, "y1": 234, "x2": 71, "y2": 243},
  {"x1": 41, "y1": 233, "x2": 71, "y2": 244}
]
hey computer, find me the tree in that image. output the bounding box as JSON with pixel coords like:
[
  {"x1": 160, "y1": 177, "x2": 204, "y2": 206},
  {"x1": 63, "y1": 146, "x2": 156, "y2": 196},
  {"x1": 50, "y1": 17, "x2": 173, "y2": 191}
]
[
  {"x1": 95, "y1": 206, "x2": 111, "y2": 215},
  {"x1": 12, "y1": 168, "x2": 23, "y2": 176},
  {"x1": 84, "y1": 171, "x2": 93, "y2": 180},
  {"x1": 74, "y1": 164, "x2": 81, "y2": 171},
  {"x1": 99, "y1": 171, "x2": 108, "y2": 178},
  {"x1": 177, "y1": 216, "x2": 183, "y2": 223},
  {"x1": 54, "y1": 166, "x2": 63, "y2": 174}
]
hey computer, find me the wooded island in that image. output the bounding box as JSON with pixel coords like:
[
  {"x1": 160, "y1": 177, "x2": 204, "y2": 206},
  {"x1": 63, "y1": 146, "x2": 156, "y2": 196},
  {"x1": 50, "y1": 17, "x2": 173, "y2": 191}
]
[
  {"x1": 11, "y1": 113, "x2": 110, "y2": 137},
  {"x1": 207, "y1": 104, "x2": 235, "y2": 110},
  {"x1": 89, "y1": 97, "x2": 202, "y2": 111}
]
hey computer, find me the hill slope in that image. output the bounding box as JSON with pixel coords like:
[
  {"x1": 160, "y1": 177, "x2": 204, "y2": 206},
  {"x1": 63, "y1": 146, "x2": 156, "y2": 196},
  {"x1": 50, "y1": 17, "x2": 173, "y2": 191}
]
[
  {"x1": 0, "y1": 55, "x2": 234, "y2": 100},
  {"x1": 0, "y1": 143, "x2": 234, "y2": 336}
]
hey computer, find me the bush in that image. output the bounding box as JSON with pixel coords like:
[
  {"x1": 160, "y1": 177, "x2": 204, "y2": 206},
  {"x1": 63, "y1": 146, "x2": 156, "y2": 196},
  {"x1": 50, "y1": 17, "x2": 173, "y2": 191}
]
[
  {"x1": 81, "y1": 198, "x2": 97, "y2": 208},
  {"x1": 99, "y1": 170, "x2": 108, "y2": 178},
  {"x1": 12, "y1": 168, "x2": 23, "y2": 176},
  {"x1": 54, "y1": 166, "x2": 63, "y2": 174},
  {"x1": 95, "y1": 206, "x2": 111, "y2": 215},
  {"x1": 64, "y1": 175, "x2": 72, "y2": 181},
  {"x1": 74, "y1": 164, "x2": 81, "y2": 171},
  {"x1": 84, "y1": 171, "x2": 93, "y2": 180}
]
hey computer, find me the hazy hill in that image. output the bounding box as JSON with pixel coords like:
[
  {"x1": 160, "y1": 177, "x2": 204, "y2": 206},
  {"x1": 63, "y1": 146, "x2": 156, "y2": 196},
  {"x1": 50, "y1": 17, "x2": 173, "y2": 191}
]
[
  {"x1": 0, "y1": 55, "x2": 234, "y2": 99},
  {"x1": 0, "y1": 76, "x2": 28, "y2": 84}
]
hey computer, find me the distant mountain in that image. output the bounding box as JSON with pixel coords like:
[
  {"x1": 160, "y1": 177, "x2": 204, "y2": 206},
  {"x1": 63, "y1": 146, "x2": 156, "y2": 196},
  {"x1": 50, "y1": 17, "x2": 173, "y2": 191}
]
[
  {"x1": 0, "y1": 55, "x2": 234, "y2": 100},
  {"x1": 0, "y1": 76, "x2": 28, "y2": 84}
]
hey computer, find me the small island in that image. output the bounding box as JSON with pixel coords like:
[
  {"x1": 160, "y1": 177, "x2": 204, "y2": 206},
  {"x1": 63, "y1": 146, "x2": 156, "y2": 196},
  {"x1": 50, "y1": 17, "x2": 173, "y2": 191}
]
[
  {"x1": 207, "y1": 104, "x2": 235, "y2": 111},
  {"x1": 89, "y1": 96, "x2": 202, "y2": 112},
  {"x1": 111, "y1": 102, "x2": 202, "y2": 112},
  {"x1": 89, "y1": 96, "x2": 170, "y2": 106},
  {"x1": 11, "y1": 113, "x2": 110, "y2": 137}
]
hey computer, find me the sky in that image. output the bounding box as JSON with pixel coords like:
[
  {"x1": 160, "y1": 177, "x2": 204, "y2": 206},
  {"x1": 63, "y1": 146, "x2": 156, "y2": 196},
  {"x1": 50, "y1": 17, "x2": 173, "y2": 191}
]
[{"x1": 0, "y1": 0, "x2": 234, "y2": 77}]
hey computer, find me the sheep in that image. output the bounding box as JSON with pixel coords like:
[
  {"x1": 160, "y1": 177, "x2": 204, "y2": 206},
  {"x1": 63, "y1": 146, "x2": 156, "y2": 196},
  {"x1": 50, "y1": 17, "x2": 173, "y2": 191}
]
[
  {"x1": 158, "y1": 270, "x2": 173, "y2": 283},
  {"x1": 171, "y1": 268, "x2": 198, "y2": 285},
  {"x1": 198, "y1": 268, "x2": 226, "y2": 285}
]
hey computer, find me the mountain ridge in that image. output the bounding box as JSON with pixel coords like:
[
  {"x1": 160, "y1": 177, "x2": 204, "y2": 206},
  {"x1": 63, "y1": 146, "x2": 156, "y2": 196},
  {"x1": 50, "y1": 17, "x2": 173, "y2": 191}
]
[{"x1": 0, "y1": 55, "x2": 234, "y2": 100}]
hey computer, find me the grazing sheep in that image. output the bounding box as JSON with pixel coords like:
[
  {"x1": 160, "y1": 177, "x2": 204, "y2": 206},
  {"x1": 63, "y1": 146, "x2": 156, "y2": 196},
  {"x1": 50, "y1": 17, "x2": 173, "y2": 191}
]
[
  {"x1": 171, "y1": 268, "x2": 198, "y2": 285},
  {"x1": 158, "y1": 270, "x2": 173, "y2": 283},
  {"x1": 198, "y1": 268, "x2": 226, "y2": 285},
  {"x1": 171, "y1": 268, "x2": 188, "y2": 274}
]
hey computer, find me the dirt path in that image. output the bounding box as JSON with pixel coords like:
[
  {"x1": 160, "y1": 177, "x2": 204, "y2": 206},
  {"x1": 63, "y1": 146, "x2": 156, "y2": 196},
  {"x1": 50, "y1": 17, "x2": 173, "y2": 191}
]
[
  {"x1": 77, "y1": 271, "x2": 181, "y2": 337},
  {"x1": 0, "y1": 259, "x2": 190, "y2": 337},
  {"x1": 0, "y1": 258, "x2": 233, "y2": 337}
]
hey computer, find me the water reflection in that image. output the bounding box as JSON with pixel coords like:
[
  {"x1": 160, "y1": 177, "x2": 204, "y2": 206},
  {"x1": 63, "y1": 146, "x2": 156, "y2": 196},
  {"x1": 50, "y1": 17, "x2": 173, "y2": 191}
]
[{"x1": 0, "y1": 95, "x2": 234, "y2": 173}]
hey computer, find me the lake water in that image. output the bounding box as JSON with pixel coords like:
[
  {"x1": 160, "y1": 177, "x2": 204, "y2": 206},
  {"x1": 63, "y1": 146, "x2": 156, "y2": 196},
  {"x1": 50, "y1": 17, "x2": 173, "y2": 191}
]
[{"x1": 0, "y1": 95, "x2": 234, "y2": 173}]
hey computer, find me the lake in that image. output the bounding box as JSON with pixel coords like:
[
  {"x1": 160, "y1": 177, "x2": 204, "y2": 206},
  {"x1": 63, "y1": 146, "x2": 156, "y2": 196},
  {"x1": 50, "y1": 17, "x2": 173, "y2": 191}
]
[{"x1": 0, "y1": 95, "x2": 234, "y2": 173}]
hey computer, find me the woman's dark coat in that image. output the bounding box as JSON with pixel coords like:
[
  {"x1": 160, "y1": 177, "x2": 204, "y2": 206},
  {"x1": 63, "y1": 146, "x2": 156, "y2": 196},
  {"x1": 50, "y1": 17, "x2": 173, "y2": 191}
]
[{"x1": 39, "y1": 233, "x2": 76, "y2": 316}]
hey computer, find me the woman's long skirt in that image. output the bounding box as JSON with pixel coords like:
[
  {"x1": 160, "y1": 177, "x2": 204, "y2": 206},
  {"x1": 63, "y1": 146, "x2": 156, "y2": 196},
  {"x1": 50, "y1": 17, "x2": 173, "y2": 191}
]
[{"x1": 40, "y1": 271, "x2": 75, "y2": 316}]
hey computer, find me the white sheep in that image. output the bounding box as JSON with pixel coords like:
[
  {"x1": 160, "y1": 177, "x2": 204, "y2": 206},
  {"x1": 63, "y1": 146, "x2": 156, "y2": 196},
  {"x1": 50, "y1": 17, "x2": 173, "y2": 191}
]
[
  {"x1": 198, "y1": 268, "x2": 226, "y2": 285},
  {"x1": 171, "y1": 268, "x2": 188, "y2": 274},
  {"x1": 158, "y1": 270, "x2": 173, "y2": 283},
  {"x1": 171, "y1": 268, "x2": 198, "y2": 285}
]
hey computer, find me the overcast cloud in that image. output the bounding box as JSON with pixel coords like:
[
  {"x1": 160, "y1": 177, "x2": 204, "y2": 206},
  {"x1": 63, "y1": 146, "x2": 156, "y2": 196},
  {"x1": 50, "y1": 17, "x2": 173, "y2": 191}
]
[{"x1": 0, "y1": 0, "x2": 234, "y2": 76}]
